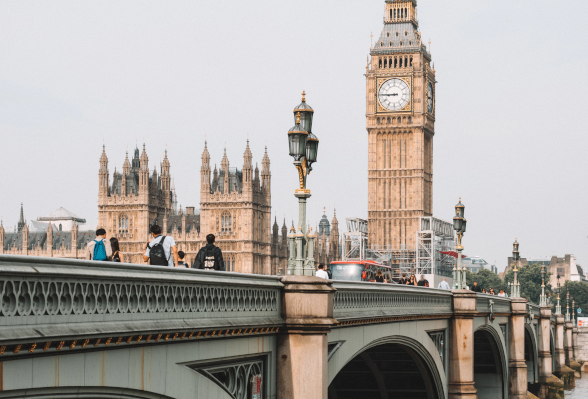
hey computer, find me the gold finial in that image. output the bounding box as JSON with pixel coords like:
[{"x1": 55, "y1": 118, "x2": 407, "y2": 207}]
[
  {"x1": 459, "y1": 197, "x2": 461, "y2": 202},
  {"x1": 301, "y1": 91, "x2": 306, "y2": 102},
  {"x1": 296, "y1": 112, "x2": 301, "y2": 124},
  {"x1": 323, "y1": 206, "x2": 326, "y2": 213}
]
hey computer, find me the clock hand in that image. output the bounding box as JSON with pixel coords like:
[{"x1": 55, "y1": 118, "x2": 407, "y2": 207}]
[{"x1": 380, "y1": 93, "x2": 399, "y2": 96}]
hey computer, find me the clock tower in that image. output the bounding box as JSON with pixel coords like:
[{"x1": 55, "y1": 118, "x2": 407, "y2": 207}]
[{"x1": 366, "y1": 0, "x2": 435, "y2": 250}]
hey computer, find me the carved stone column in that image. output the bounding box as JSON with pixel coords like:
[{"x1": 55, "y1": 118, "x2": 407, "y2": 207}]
[
  {"x1": 537, "y1": 306, "x2": 563, "y2": 399},
  {"x1": 508, "y1": 298, "x2": 528, "y2": 399},
  {"x1": 553, "y1": 314, "x2": 575, "y2": 389},
  {"x1": 277, "y1": 276, "x2": 336, "y2": 399},
  {"x1": 448, "y1": 290, "x2": 477, "y2": 399}
]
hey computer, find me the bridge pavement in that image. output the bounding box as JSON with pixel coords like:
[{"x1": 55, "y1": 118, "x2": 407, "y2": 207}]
[{"x1": 0, "y1": 255, "x2": 581, "y2": 399}]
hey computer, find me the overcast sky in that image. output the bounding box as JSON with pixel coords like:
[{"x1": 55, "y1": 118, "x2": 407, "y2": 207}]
[{"x1": 1, "y1": 1, "x2": 587, "y2": 271}]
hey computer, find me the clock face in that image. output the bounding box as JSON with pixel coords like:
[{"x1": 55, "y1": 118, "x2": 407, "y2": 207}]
[
  {"x1": 427, "y1": 82, "x2": 434, "y2": 113},
  {"x1": 378, "y1": 78, "x2": 410, "y2": 111}
]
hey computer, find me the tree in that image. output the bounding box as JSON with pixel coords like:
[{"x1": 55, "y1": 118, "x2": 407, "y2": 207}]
[
  {"x1": 503, "y1": 262, "x2": 552, "y2": 304},
  {"x1": 465, "y1": 269, "x2": 507, "y2": 293},
  {"x1": 560, "y1": 281, "x2": 588, "y2": 318}
]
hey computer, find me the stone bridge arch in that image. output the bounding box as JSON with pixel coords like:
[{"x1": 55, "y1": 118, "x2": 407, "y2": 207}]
[
  {"x1": 525, "y1": 323, "x2": 539, "y2": 387},
  {"x1": 328, "y1": 326, "x2": 446, "y2": 399},
  {"x1": 473, "y1": 324, "x2": 508, "y2": 399}
]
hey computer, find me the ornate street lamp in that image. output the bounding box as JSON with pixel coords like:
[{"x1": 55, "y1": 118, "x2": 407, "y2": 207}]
[
  {"x1": 452, "y1": 198, "x2": 467, "y2": 289},
  {"x1": 572, "y1": 298, "x2": 576, "y2": 325},
  {"x1": 511, "y1": 239, "x2": 521, "y2": 298},
  {"x1": 540, "y1": 263, "x2": 547, "y2": 306},
  {"x1": 565, "y1": 289, "x2": 570, "y2": 322},
  {"x1": 287, "y1": 91, "x2": 319, "y2": 276},
  {"x1": 555, "y1": 275, "x2": 561, "y2": 315}
]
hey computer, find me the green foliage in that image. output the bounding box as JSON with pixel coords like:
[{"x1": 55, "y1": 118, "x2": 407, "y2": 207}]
[
  {"x1": 465, "y1": 269, "x2": 507, "y2": 293},
  {"x1": 503, "y1": 262, "x2": 552, "y2": 304},
  {"x1": 560, "y1": 281, "x2": 588, "y2": 318}
]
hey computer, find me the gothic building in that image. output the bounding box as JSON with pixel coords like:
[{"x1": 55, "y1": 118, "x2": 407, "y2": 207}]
[
  {"x1": 0, "y1": 204, "x2": 95, "y2": 258},
  {"x1": 367, "y1": 0, "x2": 435, "y2": 250},
  {"x1": 316, "y1": 209, "x2": 340, "y2": 267},
  {"x1": 199, "y1": 141, "x2": 274, "y2": 275}
]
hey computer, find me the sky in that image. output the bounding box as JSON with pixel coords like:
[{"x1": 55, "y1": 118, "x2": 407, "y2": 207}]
[{"x1": 1, "y1": 1, "x2": 587, "y2": 272}]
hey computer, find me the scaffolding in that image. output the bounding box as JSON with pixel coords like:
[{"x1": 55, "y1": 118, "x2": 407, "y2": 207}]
[{"x1": 341, "y1": 216, "x2": 455, "y2": 279}]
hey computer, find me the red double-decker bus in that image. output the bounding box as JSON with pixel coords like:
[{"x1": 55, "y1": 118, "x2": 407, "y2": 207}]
[{"x1": 329, "y1": 260, "x2": 395, "y2": 283}]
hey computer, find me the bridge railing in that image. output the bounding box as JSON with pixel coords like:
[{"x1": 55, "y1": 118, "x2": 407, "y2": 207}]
[
  {"x1": 476, "y1": 293, "x2": 512, "y2": 316},
  {"x1": 331, "y1": 281, "x2": 453, "y2": 322},
  {"x1": 0, "y1": 255, "x2": 283, "y2": 345}
]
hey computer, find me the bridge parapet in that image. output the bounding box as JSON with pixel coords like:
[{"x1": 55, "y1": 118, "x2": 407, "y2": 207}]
[
  {"x1": 0, "y1": 255, "x2": 283, "y2": 358},
  {"x1": 332, "y1": 281, "x2": 453, "y2": 323},
  {"x1": 475, "y1": 293, "x2": 512, "y2": 316}
]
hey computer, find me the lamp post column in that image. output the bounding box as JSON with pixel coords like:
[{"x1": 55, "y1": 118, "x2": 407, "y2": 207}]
[
  {"x1": 511, "y1": 239, "x2": 520, "y2": 298},
  {"x1": 452, "y1": 198, "x2": 467, "y2": 290}
]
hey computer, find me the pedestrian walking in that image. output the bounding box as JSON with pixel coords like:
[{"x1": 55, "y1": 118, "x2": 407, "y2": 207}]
[
  {"x1": 417, "y1": 275, "x2": 429, "y2": 287},
  {"x1": 398, "y1": 273, "x2": 409, "y2": 285},
  {"x1": 316, "y1": 264, "x2": 329, "y2": 279},
  {"x1": 408, "y1": 274, "x2": 417, "y2": 286},
  {"x1": 143, "y1": 225, "x2": 178, "y2": 267},
  {"x1": 110, "y1": 237, "x2": 124, "y2": 263},
  {"x1": 471, "y1": 281, "x2": 482, "y2": 293},
  {"x1": 194, "y1": 234, "x2": 225, "y2": 271},
  {"x1": 177, "y1": 251, "x2": 189, "y2": 268},
  {"x1": 87, "y1": 228, "x2": 113, "y2": 261},
  {"x1": 375, "y1": 269, "x2": 385, "y2": 283},
  {"x1": 437, "y1": 277, "x2": 450, "y2": 290}
]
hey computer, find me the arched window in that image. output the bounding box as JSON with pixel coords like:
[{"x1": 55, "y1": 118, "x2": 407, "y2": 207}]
[
  {"x1": 222, "y1": 212, "x2": 232, "y2": 232},
  {"x1": 386, "y1": 32, "x2": 390, "y2": 38},
  {"x1": 377, "y1": 117, "x2": 381, "y2": 124},
  {"x1": 408, "y1": 116, "x2": 412, "y2": 123},
  {"x1": 389, "y1": 41, "x2": 392, "y2": 47},
  {"x1": 399, "y1": 40, "x2": 403, "y2": 47},
  {"x1": 387, "y1": 117, "x2": 391, "y2": 124},
  {"x1": 119, "y1": 215, "x2": 129, "y2": 234},
  {"x1": 395, "y1": 31, "x2": 399, "y2": 37},
  {"x1": 59, "y1": 224, "x2": 62, "y2": 231}
]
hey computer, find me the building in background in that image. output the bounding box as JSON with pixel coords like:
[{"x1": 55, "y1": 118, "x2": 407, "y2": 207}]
[
  {"x1": 461, "y1": 256, "x2": 495, "y2": 274},
  {"x1": 366, "y1": 0, "x2": 435, "y2": 250},
  {"x1": 315, "y1": 208, "x2": 340, "y2": 267},
  {"x1": 37, "y1": 207, "x2": 87, "y2": 232},
  {"x1": 0, "y1": 204, "x2": 94, "y2": 258},
  {"x1": 504, "y1": 255, "x2": 585, "y2": 285}
]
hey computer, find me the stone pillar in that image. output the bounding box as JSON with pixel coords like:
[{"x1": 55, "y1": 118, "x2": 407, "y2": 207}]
[
  {"x1": 572, "y1": 327, "x2": 578, "y2": 361},
  {"x1": 277, "y1": 276, "x2": 336, "y2": 399},
  {"x1": 553, "y1": 315, "x2": 575, "y2": 389},
  {"x1": 448, "y1": 290, "x2": 477, "y2": 399},
  {"x1": 537, "y1": 306, "x2": 563, "y2": 399},
  {"x1": 565, "y1": 321, "x2": 582, "y2": 377},
  {"x1": 508, "y1": 298, "x2": 528, "y2": 399}
]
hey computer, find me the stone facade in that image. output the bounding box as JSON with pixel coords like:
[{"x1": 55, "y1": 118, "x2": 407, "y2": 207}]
[{"x1": 366, "y1": 0, "x2": 435, "y2": 250}]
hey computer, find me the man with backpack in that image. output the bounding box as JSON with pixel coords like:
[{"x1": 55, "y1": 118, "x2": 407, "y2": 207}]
[
  {"x1": 143, "y1": 225, "x2": 179, "y2": 267},
  {"x1": 87, "y1": 228, "x2": 113, "y2": 261},
  {"x1": 194, "y1": 234, "x2": 225, "y2": 271}
]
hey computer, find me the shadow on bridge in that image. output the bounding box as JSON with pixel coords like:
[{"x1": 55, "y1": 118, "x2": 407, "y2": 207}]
[
  {"x1": 473, "y1": 327, "x2": 506, "y2": 399},
  {"x1": 328, "y1": 337, "x2": 443, "y2": 399}
]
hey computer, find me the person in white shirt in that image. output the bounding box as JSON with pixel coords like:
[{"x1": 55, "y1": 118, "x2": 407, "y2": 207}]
[
  {"x1": 437, "y1": 277, "x2": 450, "y2": 290},
  {"x1": 498, "y1": 289, "x2": 507, "y2": 297},
  {"x1": 143, "y1": 225, "x2": 178, "y2": 267},
  {"x1": 315, "y1": 264, "x2": 329, "y2": 279}
]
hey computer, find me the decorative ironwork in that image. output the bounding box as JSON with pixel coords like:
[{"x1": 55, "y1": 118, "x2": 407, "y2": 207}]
[
  {"x1": 0, "y1": 276, "x2": 279, "y2": 320},
  {"x1": 193, "y1": 358, "x2": 264, "y2": 399},
  {"x1": 488, "y1": 299, "x2": 495, "y2": 321},
  {"x1": 500, "y1": 324, "x2": 507, "y2": 341},
  {"x1": 328, "y1": 341, "x2": 345, "y2": 360},
  {"x1": 427, "y1": 330, "x2": 445, "y2": 369}
]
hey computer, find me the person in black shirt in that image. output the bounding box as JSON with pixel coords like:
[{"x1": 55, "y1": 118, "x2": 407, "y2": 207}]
[
  {"x1": 375, "y1": 270, "x2": 385, "y2": 283},
  {"x1": 177, "y1": 251, "x2": 189, "y2": 268},
  {"x1": 471, "y1": 281, "x2": 482, "y2": 293},
  {"x1": 398, "y1": 273, "x2": 409, "y2": 285},
  {"x1": 417, "y1": 275, "x2": 429, "y2": 287},
  {"x1": 194, "y1": 234, "x2": 225, "y2": 271}
]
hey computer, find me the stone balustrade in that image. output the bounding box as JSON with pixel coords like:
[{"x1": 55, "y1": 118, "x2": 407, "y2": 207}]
[{"x1": 332, "y1": 281, "x2": 453, "y2": 321}]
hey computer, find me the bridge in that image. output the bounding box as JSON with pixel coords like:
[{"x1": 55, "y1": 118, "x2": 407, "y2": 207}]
[{"x1": 0, "y1": 255, "x2": 582, "y2": 399}]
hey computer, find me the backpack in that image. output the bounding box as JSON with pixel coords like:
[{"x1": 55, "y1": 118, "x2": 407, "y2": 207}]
[
  {"x1": 203, "y1": 247, "x2": 217, "y2": 270},
  {"x1": 93, "y1": 240, "x2": 107, "y2": 261},
  {"x1": 148, "y1": 236, "x2": 169, "y2": 266}
]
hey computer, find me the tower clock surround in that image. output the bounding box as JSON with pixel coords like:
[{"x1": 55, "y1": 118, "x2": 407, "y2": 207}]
[{"x1": 366, "y1": 0, "x2": 436, "y2": 250}]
